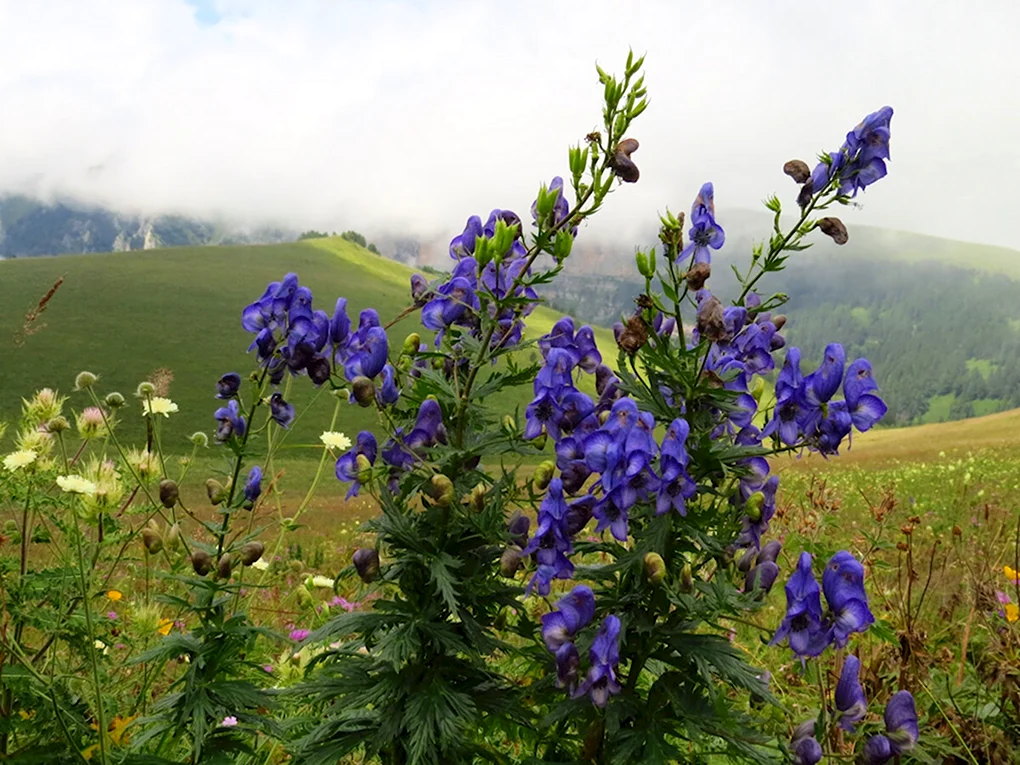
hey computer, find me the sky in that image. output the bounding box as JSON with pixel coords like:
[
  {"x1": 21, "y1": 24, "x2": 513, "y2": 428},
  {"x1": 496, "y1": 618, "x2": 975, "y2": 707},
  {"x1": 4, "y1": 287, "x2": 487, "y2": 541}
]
[{"x1": 1, "y1": 0, "x2": 1018, "y2": 251}]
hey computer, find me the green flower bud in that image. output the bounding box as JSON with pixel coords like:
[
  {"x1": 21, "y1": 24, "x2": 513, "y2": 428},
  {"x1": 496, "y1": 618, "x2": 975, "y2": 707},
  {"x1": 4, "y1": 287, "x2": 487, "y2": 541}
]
[
  {"x1": 205, "y1": 479, "x2": 226, "y2": 506},
  {"x1": 240, "y1": 541, "x2": 265, "y2": 566},
  {"x1": 295, "y1": 584, "x2": 314, "y2": 608},
  {"x1": 468, "y1": 483, "x2": 487, "y2": 513},
  {"x1": 351, "y1": 376, "x2": 376, "y2": 407},
  {"x1": 165, "y1": 522, "x2": 182, "y2": 552},
  {"x1": 745, "y1": 491, "x2": 765, "y2": 522},
  {"x1": 502, "y1": 415, "x2": 516, "y2": 432},
  {"x1": 216, "y1": 554, "x2": 234, "y2": 580},
  {"x1": 45, "y1": 416, "x2": 70, "y2": 434},
  {"x1": 679, "y1": 562, "x2": 694, "y2": 593},
  {"x1": 104, "y1": 392, "x2": 126, "y2": 409},
  {"x1": 635, "y1": 250, "x2": 654, "y2": 278},
  {"x1": 530, "y1": 431, "x2": 548, "y2": 450},
  {"x1": 430, "y1": 474, "x2": 455, "y2": 507},
  {"x1": 190, "y1": 550, "x2": 213, "y2": 576},
  {"x1": 533, "y1": 461, "x2": 555, "y2": 491},
  {"x1": 74, "y1": 371, "x2": 98, "y2": 391},
  {"x1": 134, "y1": 381, "x2": 156, "y2": 398},
  {"x1": 189, "y1": 431, "x2": 210, "y2": 447},
  {"x1": 355, "y1": 454, "x2": 372, "y2": 484},
  {"x1": 643, "y1": 552, "x2": 666, "y2": 585},
  {"x1": 403, "y1": 333, "x2": 422, "y2": 354},
  {"x1": 159, "y1": 479, "x2": 179, "y2": 509},
  {"x1": 749, "y1": 377, "x2": 766, "y2": 403},
  {"x1": 142, "y1": 527, "x2": 163, "y2": 555}
]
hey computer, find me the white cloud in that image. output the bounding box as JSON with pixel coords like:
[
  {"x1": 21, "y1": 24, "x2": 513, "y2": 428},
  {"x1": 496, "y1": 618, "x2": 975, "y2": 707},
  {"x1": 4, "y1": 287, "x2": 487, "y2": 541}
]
[{"x1": 0, "y1": 0, "x2": 1016, "y2": 250}]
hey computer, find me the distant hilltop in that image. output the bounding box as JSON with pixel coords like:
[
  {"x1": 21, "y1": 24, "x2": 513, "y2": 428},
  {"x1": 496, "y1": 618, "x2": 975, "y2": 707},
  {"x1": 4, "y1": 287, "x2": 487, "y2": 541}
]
[{"x1": 0, "y1": 194, "x2": 295, "y2": 258}]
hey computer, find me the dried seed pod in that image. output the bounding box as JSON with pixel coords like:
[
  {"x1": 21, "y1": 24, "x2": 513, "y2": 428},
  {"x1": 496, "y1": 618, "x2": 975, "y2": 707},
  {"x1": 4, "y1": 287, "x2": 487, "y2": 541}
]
[
  {"x1": 783, "y1": 160, "x2": 811, "y2": 184},
  {"x1": 685, "y1": 262, "x2": 712, "y2": 291},
  {"x1": 771, "y1": 314, "x2": 788, "y2": 331},
  {"x1": 205, "y1": 479, "x2": 226, "y2": 506},
  {"x1": 500, "y1": 547, "x2": 523, "y2": 577},
  {"x1": 240, "y1": 541, "x2": 265, "y2": 566},
  {"x1": 216, "y1": 554, "x2": 233, "y2": 580},
  {"x1": 351, "y1": 376, "x2": 376, "y2": 407},
  {"x1": 609, "y1": 137, "x2": 640, "y2": 183},
  {"x1": 616, "y1": 314, "x2": 649, "y2": 354},
  {"x1": 141, "y1": 527, "x2": 163, "y2": 555},
  {"x1": 643, "y1": 552, "x2": 666, "y2": 585},
  {"x1": 191, "y1": 550, "x2": 213, "y2": 576},
  {"x1": 165, "y1": 522, "x2": 182, "y2": 551},
  {"x1": 817, "y1": 216, "x2": 849, "y2": 245},
  {"x1": 159, "y1": 479, "x2": 179, "y2": 509},
  {"x1": 696, "y1": 296, "x2": 728, "y2": 343}
]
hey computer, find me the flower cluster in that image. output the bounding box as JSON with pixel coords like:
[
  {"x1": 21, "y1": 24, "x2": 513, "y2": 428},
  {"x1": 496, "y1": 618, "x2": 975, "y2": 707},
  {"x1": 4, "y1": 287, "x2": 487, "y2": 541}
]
[
  {"x1": 540, "y1": 585, "x2": 595, "y2": 691},
  {"x1": 525, "y1": 317, "x2": 601, "y2": 441},
  {"x1": 521, "y1": 478, "x2": 574, "y2": 595},
  {"x1": 808, "y1": 106, "x2": 894, "y2": 199},
  {"x1": 771, "y1": 551, "x2": 875, "y2": 658},
  {"x1": 418, "y1": 209, "x2": 540, "y2": 351},
  {"x1": 678, "y1": 182, "x2": 725, "y2": 265}
]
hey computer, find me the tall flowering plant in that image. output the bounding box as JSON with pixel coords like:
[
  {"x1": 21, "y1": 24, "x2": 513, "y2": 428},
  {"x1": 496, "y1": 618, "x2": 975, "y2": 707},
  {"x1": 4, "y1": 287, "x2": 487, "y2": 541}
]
[{"x1": 220, "y1": 54, "x2": 910, "y2": 763}]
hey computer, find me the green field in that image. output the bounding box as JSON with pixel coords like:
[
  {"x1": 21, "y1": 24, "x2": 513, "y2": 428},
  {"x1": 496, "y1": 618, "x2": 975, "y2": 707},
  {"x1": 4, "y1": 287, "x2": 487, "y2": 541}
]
[{"x1": 0, "y1": 237, "x2": 613, "y2": 452}]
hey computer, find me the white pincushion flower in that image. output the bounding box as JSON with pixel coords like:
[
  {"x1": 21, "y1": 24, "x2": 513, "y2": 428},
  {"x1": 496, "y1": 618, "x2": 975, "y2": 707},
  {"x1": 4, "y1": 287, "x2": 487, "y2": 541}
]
[
  {"x1": 57, "y1": 474, "x2": 98, "y2": 495},
  {"x1": 250, "y1": 557, "x2": 270, "y2": 571},
  {"x1": 3, "y1": 450, "x2": 38, "y2": 471},
  {"x1": 142, "y1": 397, "x2": 179, "y2": 417},
  {"x1": 309, "y1": 575, "x2": 335, "y2": 589},
  {"x1": 320, "y1": 431, "x2": 352, "y2": 450}
]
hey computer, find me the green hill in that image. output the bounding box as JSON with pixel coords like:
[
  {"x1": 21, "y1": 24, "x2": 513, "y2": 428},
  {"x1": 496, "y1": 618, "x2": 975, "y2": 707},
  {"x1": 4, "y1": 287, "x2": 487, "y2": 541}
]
[{"x1": 0, "y1": 237, "x2": 613, "y2": 453}]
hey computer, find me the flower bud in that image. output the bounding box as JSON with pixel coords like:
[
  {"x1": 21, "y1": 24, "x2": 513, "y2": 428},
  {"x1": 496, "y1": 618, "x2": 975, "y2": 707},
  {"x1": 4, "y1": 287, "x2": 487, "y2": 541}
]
[
  {"x1": 205, "y1": 479, "x2": 226, "y2": 505},
  {"x1": 45, "y1": 416, "x2": 70, "y2": 434},
  {"x1": 307, "y1": 356, "x2": 331, "y2": 386},
  {"x1": 351, "y1": 376, "x2": 376, "y2": 408},
  {"x1": 402, "y1": 333, "x2": 421, "y2": 354},
  {"x1": 240, "y1": 541, "x2": 265, "y2": 566},
  {"x1": 643, "y1": 552, "x2": 666, "y2": 585},
  {"x1": 429, "y1": 474, "x2": 455, "y2": 506},
  {"x1": 468, "y1": 483, "x2": 487, "y2": 513},
  {"x1": 736, "y1": 548, "x2": 756, "y2": 574},
  {"x1": 104, "y1": 392, "x2": 126, "y2": 409},
  {"x1": 295, "y1": 584, "x2": 314, "y2": 608},
  {"x1": 500, "y1": 547, "x2": 523, "y2": 577},
  {"x1": 191, "y1": 550, "x2": 213, "y2": 576},
  {"x1": 749, "y1": 377, "x2": 766, "y2": 403},
  {"x1": 533, "y1": 461, "x2": 555, "y2": 491},
  {"x1": 355, "y1": 454, "x2": 372, "y2": 484},
  {"x1": 744, "y1": 491, "x2": 765, "y2": 522},
  {"x1": 783, "y1": 160, "x2": 811, "y2": 184},
  {"x1": 609, "y1": 138, "x2": 640, "y2": 183},
  {"x1": 159, "y1": 479, "x2": 179, "y2": 509},
  {"x1": 189, "y1": 431, "x2": 210, "y2": 447},
  {"x1": 679, "y1": 562, "x2": 694, "y2": 593},
  {"x1": 507, "y1": 510, "x2": 530, "y2": 547},
  {"x1": 134, "y1": 381, "x2": 155, "y2": 397},
  {"x1": 685, "y1": 261, "x2": 711, "y2": 291},
  {"x1": 353, "y1": 548, "x2": 380, "y2": 583},
  {"x1": 817, "y1": 216, "x2": 849, "y2": 245},
  {"x1": 635, "y1": 250, "x2": 651, "y2": 278},
  {"x1": 165, "y1": 522, "x2": 182, "y2": 551},
  {"x1": 142, "y1": 527, "x2": 163, "y2": 555},
  {"x1": 289, "y1": 559, "x2": 305, "y2": 574},
  {"x1": 217, "y1": 554, "x2": 233, "y2": 580},
  {"x1": 74, "y1": 371, "x2": 98, "y2": 390},
  {"x1": 502, "y1": 415, "x2": 516, "y2": 432},
  {"x1": 530, "y1": 431, "x2": 547, "y2": 450},
  {"x1": 745, "y1": 562, "x2": 780, "y2": 596},
  {"x1": 757, "y1": 540, "x2": 782, "y2": 566},
  {"x1": 771, "y1": 314, "x2": 787, "y2": 331}
]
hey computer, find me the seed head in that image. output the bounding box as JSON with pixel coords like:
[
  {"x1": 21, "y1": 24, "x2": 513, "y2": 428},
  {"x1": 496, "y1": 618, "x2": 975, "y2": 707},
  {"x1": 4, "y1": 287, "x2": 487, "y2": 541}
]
[
  {"x1": 817, "y1": 217, "x2": 849, "y2": 245},
  {"x1": 159, "y1": 479, "x2": 179, "y2": 508},
  {"x1": 783, "y1": 160, "x2": 811, "y2": 184},
  {"x1": 74, "y1": 371, "x2": 98, "y2": 391},
  {"x1": 191, "y1": 550, "x2": 213, "y2": 576}
]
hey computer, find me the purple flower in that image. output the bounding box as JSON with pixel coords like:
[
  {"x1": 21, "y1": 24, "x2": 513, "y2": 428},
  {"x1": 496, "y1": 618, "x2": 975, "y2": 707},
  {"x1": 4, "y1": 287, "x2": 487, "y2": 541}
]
[
  {"x1": 678, "y1": 183, "x2": 725, "y2": 265},
  {"x1": 289, "y1": 628, "x2": 311, "y2": 642},
  {"x1": 449, "y1": 215, "x2": 483, "y2": 259},
  {"x1": 342, "y1": 313, "x2": 389, "y2": 380},
  {"x1": 269, "y1": 393, "x2": 295, "y2": 429},
  {"x1": 771, "y1": 552, "x2": 829, "y2": 658},
  {"x1": 657, "y1": 418, "x2": 696, "y2": 516},
  {"x1": 574, "y1": 615, "x2": 622, "y2": 708},
  {"x1": 376, "y1": 364, "x2": 400, "y2": 406},
  {"x1": 790, "y1": 721, "x2": 822, "y2": 765},
  {"x1": 244, "y1": 466, "x2": 263, "y2": 503},
  {"x1": 745, "y1": 561, "x2": 780, "y2": 595},
  {"x1": 521, "y1": 479, "x2": 574, "y2": 595},
  {"x1": 216, "y1": 373, "x2": 241, "y2": 399},
  {"x1": 335, "y1": 431, "x2": 378, "y2": 499},
  {"x1": 554, "y1": 641, "x2": 580, "y2": 691},
  {"x1": 835, "y1": 655, "x2": 867, "y2": 732},
  {"x1": 860, "y1": 735, "x2": 893, "y2": 765},
  {"x1": 822, "y1": 551, "x2": 875, "y2": 647},
  {"x1": 840, "y1": 106, "x2": 894, "y2": 196},
  {"x1": 221, "y1": 715, "x2": 239, "y2": 728},
  {"x1": 844, "y1": 359, "x2": 887, "y2": 432},
  {"x1": 329, "y1": 297, "x2": 351, "y2": 347},
  {"x1": 541, "y1": 585, "x2": 596, "y2": 651},
  {"x1": 884, "y1": 690, "x2": 919, "y2": 755},
  {"x1": 214, "y1": 399, "x2": 247, "y2": 442}
]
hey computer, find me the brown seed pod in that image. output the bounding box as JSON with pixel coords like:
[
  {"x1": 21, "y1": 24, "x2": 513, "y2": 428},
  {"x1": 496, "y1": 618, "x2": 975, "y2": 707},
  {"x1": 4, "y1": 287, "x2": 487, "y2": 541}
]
[
  {"x1": 609, "y1": 138, "x2": 640, "y2": 183},
  {"x1": 191, "y1": 550, "x2": 213, "y2": 576},
  {"x1": 696, "y1": 295, "x2": 728, "y2": 343},
  {"x1": 616, "y1": 314, "x2": 649, "y2": 354},
  {"x1": 159, "y1": 479, "x2": 179, "y2": 509},
  {"x1": 217, "y1": 554, "x2": 233, "y2": 580},
  {"x1": 240, "y1": 541, "x2": 265, "y2": 566},
  {"x1": 817, "y1": 217, "x2": 849, "y2": 245},
  {"x1": 685, "y1": 262, "x2": 712, "y2": 291},
  {"x1": 783, "y1": 160, "x2": 811, "y2": 184}
]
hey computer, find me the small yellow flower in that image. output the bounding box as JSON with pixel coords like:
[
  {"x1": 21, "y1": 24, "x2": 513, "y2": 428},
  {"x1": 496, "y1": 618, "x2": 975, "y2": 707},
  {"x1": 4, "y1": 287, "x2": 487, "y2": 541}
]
[
  {"x1": 57, "y1": 474, "x2": 98, "y2": 495},
  {"x1": 1005, "y1": 565, "x2": 1020, "y2": 584},
  {"x1": 108, "y1": 714, "x2": 137, "y2": 746},
  {"x1": 320, "y1": 431, "x2": 352, "y2": 450},
  {"x1": 18, "y1": 709, "x2": 35, "y2": 720},
  {"x1": 107, "y1": 590, "x2": 123, "y2": 602},
  {"x1": 1005, "y1": 604, "x2": 1020, "y2": 623},
  {"x1": 142, "y1": 397, "x2": 178, "y2": 418},
  {"x1": 3, "y1": 449, "x2": 38, "y2": 471},
  {"x1": 157, "y1": 618, "x2": 174, "y2": 636}
]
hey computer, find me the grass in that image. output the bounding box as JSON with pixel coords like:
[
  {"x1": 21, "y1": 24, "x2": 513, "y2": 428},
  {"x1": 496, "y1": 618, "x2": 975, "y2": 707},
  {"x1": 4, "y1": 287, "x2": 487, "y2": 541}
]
[{"x1": 0, "y1": 236, "x2": 613, "y2": 451}]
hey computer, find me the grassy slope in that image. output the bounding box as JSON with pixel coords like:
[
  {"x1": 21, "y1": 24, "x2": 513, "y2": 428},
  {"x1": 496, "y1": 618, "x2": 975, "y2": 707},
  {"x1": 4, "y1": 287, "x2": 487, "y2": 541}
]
[{"x1": 0, "y1": 237, "x2": 612, "y2": 452}]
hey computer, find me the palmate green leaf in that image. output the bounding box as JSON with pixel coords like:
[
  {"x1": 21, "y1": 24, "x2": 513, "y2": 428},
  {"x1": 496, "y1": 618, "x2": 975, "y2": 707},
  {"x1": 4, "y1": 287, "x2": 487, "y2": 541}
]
[
  {"x1": 304, "y1": 610, "x2": 397, "y2": 645},
  {"x1": 429, "y1": 552, "x2": 462, "y2": 615}
]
